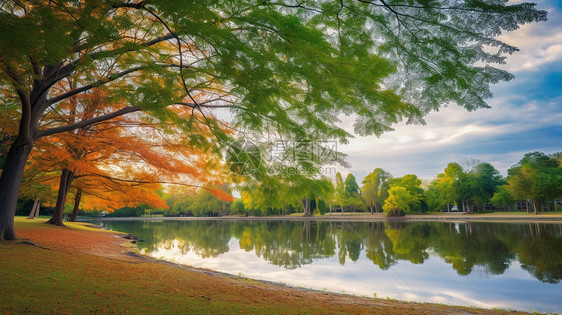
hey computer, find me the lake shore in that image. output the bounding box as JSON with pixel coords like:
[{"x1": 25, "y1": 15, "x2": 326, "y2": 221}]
[
  {"x1": 89, "y1": 212, "x2": 562, "y2": 224},
  {"x1": 1, "y1": 217, "x2": 533, "y2": 314}
]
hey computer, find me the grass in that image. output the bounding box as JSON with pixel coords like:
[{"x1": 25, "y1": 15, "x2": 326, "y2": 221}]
[{"x1": 0, "y1": 218, "x2": 533, "y2": 314}]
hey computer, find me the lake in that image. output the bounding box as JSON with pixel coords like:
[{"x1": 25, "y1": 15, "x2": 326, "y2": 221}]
[{"x1": 90, "y1": 219, "x2": 562, "y2": 313}]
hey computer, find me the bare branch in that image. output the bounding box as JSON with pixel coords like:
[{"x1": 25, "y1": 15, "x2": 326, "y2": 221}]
[{"x1": 35, "y1": 106, "x2": 141, "y2": 139}]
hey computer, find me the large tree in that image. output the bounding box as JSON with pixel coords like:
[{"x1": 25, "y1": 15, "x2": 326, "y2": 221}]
[
  {"x1": 0, "y1": 0, "x2": 548, "y2": 239},
  {"x1": 427, "y1": 162, "x2": 463, "y2": 211},
  {"x1": 456, "y1": 162, "x2": 502, "y2": 213},
  {"x1": 506, "y1": 152, "x2": 561, "y2": 214},
  {"x1": 387, "y1": 174, "x2": 423, "y2": 211}
]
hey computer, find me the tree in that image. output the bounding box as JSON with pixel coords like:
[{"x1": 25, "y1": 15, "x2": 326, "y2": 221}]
[
  {"x1": 362, "y1": 168, "x2": 391, "y2": 214},
  {"x1": 339, "y1": 173, "x2": 365, "y2": 212},
  {"x1": 427, "y1": 162, "x2": 463, "y2": 211},
  {"x1": 491, "y1": 186, "x2": 516, "y2": 211},
  {"x1": 0, "y1": 1, "x2": 548, "y2": 239},
  {"x1": 454, "y1": 161, "x2": 502, "y2": 213},
  {"x1": 506, "y1": 152, "x2": 561, "y2": 214},
  {"x1": 474, "y1": 162, "x2": 504, "y2": 209},
  {"x1": 334, "y1": 172, "x2": 346, "y2": 212},
  {"x1": 230, "y1": 199, "x2": 245, "y2": 216},
  {"x1": 344, "y1": 174, "x2": 360, "y2": 195},
  {"x1": 387, "y1": 174, "x2": 423, "y2": 211},
  {"x1": 383, "y1": 186, "x2": 416, "y2": 217},
  {"x1": 187, "y1": 184, "x2": 234, "y2": 217},
  {"x1": 20, "y1": 84, "x2": 222, "y2": 225}
]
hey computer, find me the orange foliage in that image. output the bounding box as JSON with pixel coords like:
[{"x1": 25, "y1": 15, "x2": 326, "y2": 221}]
[
  {"x1": 211, "y1": 187, "x2": 234, "y2": 203},
  {"x1": 24, "y1": 77, "x2": 231, "y2": 212}
]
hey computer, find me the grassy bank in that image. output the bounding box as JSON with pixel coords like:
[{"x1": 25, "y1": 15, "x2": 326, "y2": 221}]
[{"x1": 1, "y1": 217, "x2": 530, "y2": 314}]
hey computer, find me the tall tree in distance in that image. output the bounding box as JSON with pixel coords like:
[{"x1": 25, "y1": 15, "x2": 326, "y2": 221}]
[
  {"x1": 427, "y1": 162, "x2": 464, "y2": 211},
  {"x1": 455, "y1": 161, "x2": 503, "y2": 213},
  {"x1": 344, "y1": 173, "x2": 360, "y2": 195},
  {"x1": 334, "y1": 172, "x2": 346, "y2": 212},
  {"x1": 0, "y1": 0, "x2": 548, "y2": 239},
  {"x1": 506, "y1": 152, "x2": 561, "y2": 214},
  {"x1": 362, "y1": 168, "x2": 391, "y2": 214}
]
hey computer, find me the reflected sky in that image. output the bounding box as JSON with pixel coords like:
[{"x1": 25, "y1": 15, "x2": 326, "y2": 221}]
[{"x1": 96, "y1": 220, "x2": 562, "y2": 313}]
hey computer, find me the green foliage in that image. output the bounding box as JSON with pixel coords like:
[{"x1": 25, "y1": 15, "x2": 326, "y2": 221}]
[
  {"x1": 0, "y1": 0, "x2": 550, "y2": 232},
  {"x1": 425, "y1": 154, "x2": 562, "y2": 214},
  {"x1": 0, "y1": 0, "x2": 547, "y2": 165},
  {"x1": 385, "y1": 174, "x2": 423, "y2": 212},
  {"x1": 344, "y1": 174, "x2": 360, "y2": 195},
  {"x1": 505, "y1": 152, "x2": 562, "y2": 213},
  {"x1": 331, "y1": 172, "x2": 365, "y2": 212},
  {"x1": 490, "y1": 186, "x2": 516, "y2": 211},
  {"x1": 239, "y1": 175, "x2": 333, "y2": 216},
  {"x1": 165, "y1": 184, "x2": 232, "y2": 217},
  {"x1": 383, "y1": 186, "x2": 417, "y2": 216},
  {"x1": 230, "y1": 199, "x2": 245, "y2": 215},
  {"x1": 362, "y1": 168, "x2": 392, "y2": 213},
  {"x1": 427, "y1": 162, "x2": 463, "y2": 211}
]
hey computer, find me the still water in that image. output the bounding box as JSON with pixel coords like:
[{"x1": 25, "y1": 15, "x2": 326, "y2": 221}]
[{"x1": 92, "y1": 220, "x2": 562, "y2": 312}]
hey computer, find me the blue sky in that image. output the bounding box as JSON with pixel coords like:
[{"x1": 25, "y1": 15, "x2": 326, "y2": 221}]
[{"x1": 337, "y1": 0, "x2": 562, "y2": 182}]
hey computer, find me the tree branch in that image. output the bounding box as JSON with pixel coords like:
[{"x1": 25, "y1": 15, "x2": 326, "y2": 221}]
[
  {"x1": 82, "y1": 173, "x2": 208, "y2": 190},
  {"x1": 45, "y1": 66, "x2": 144, "y2": 107},
  {"x1": 35, "y1": 106, "x2": 141, "y2": 139}
]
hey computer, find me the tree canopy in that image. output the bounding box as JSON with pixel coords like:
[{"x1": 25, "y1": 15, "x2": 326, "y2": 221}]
[{"x1": 0, "y1": 0, "x2": 549, "y2": 239}]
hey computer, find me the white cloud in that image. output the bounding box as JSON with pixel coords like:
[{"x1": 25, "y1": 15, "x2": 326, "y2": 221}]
[
  {"x1": 497, "y1": 3, "x2": 562, "y2": 72},
  {"x1": 336, "y1": 92, "x2": 561, "y2": 180}
]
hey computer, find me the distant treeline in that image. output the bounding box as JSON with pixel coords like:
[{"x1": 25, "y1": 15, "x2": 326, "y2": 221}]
[{"x1": 20, "y1": 151, "x2": 558, "y2": 218}]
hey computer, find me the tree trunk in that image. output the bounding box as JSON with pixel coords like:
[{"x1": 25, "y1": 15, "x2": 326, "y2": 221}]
[
  {"x1": 27, "y1": 199, "x2": 39, "y2": 219},
  {"x1": 69, "y1": 188, "x2": 82, "y2": 222},
  {"x1": 0, "y1": 141, "x2": 33, "y2": 240},
  {"x1": 34, "y1": 200, "x2": 40, "y2": 218},
  {"x1": 47, "y1": 168, "x2": 75, "y2": 226},
  {"x1": 301, "y1": 198, "x2": 312, "y2": 216}
]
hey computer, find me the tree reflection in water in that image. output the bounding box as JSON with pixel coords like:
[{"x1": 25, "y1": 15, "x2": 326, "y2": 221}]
[{"x1": 100, "y1": 220, "x2": 562, "y2": 283}]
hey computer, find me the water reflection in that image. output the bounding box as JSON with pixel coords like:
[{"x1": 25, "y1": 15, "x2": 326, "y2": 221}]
[
  {"x1": 101, "y1": 220, "x2": 562, "y2": 283},
  {"x1": 97, "y1": 220, "x2": 562, "y2": 312}
]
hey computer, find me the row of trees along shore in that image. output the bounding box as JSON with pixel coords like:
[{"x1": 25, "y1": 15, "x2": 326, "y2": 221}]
[
  {"x1": 0, "y1": 1, "x2": 548, "y2": 239},
  {"x1": 63, "y1": 151, "x2": 559, "y2": 218},
  {"x1": 163, "y1": 151, "x2": 560, "y2": 217}
]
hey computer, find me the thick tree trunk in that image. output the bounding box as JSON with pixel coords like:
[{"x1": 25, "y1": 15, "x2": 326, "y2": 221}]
[
  {"x1": 0, "y1": 141, "x2": 33, "y2": 240},
  {"x1": 47, "y1": 168, "x2": 75, "y2": 226},
  {"x1": 69, "y1": 188, "x2": 82, "y2": 222}
]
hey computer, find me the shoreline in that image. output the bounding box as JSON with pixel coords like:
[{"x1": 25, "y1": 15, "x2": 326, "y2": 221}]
[
  {"x1": 84, "y1": 212, "x2": 562, "y2": 224},
  {"x1": 0, "y1": 217, "x2": 544, "y2": 314}
]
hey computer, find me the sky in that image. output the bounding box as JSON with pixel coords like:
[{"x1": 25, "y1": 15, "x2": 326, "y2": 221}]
[{"x1": 336, "y1": 0, "x2": 562, "y2": 182}]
